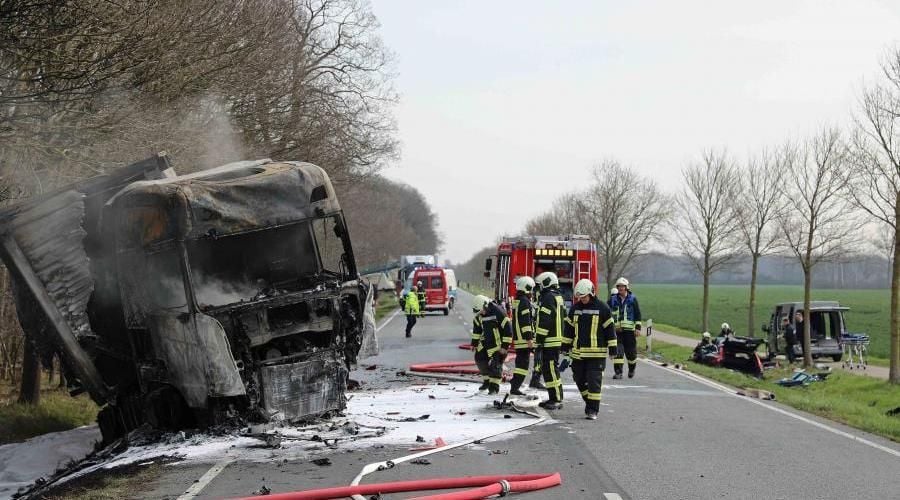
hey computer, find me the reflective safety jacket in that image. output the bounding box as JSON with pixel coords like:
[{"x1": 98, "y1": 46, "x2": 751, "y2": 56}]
[
  {"x1": 476, "y1": 301, "x2": 512, "y2": 356},
  {"x1": 510, "y1": 291, "x2": 535, "y2": 349},
  {"x1": 563, "y1": 296, "x2": 617, "y2": 359},
  {"x1": 535, "y1": 287, "x2": 566, "y2": 348},
  {"x1": 609, "y1": 292, "x2": 641, "y2": 331},
  {"x1": 471, "y1": 315, "x2": 483, "y2": 348},
  {"x1": 404, "y1": 292, "x2": 420, "y2": 315}
]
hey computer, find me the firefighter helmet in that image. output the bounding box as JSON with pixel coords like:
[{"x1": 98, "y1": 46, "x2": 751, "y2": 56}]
[
  {"x1": 721, "y1": 322, "x2": 731, "y2": 332},
  {"x1": 472, "y1": 295, "x2": 490, "y2": 312},
  {"x1": 515, "y1": 276, "x2": 535, "y2": 293},
  {"x1": 702, "y1": 331, "x2": 711, "y2": 339},
  {"x1": 535, "y1": 272, "x2": 558, "y2": 288},
  {"x1": 610, "y1": 287, "x2": 618, "y2": 295},
  {"x1": 615, "y1": 277, "x2": 630, "y2": 289},
  {"x1": 574, "y1": 279, "x2": 594, "y2": 297}
]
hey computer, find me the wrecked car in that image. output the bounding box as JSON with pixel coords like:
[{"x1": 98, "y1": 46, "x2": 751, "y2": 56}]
[{"x1": 0, "y1": 155, "x2": 371, "y2": 442}]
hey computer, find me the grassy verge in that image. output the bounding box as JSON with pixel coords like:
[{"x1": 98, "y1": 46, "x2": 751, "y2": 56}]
[
  {"x1": 653, "y1": 321, "x2": 890, "y2": 368},
  {"x1": 37, "y1": 462, "x2": 166, "y2": 500},
  {"x1": 374, "y1": 291, "x2": 400, "y2": 321},
  {"x1": 643, "y1": 337, "x2": 900, "y2": 442},
  {"x1": 0, "y1": 386, "x2": 99, "y2": 444}
]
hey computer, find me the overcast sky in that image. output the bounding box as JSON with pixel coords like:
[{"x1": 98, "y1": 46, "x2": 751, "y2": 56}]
[{"x1": 371, "y1": 0, "x2": 900, "y2": 264}]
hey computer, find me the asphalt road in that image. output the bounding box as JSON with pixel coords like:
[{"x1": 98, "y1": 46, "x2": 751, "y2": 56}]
[{"x1": 136, "y1": 289, "x2": 900, "y2": 500}]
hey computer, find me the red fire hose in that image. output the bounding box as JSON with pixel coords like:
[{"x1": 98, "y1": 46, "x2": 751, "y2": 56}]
[
  {"x1": 236, "y1": 473, "x2": 561, "y2": 500},
  {"x1": 408, "y1": 351, "x2": 518, "y2": 381}
]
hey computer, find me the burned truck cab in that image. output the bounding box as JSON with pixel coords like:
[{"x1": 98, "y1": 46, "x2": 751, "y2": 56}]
[{"x1": 99, "y1": 160, "x2": 366, "y2": 436}]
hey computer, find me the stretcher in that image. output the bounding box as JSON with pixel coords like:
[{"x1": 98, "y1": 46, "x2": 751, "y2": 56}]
[{"x1": 841, "y1": 333, "x2": 869, "y2": 370}]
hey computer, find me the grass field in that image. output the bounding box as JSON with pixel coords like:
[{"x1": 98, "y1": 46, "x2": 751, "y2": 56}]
[{"x1": 637, "y1": 284, "x2": 892, "y2": 359}]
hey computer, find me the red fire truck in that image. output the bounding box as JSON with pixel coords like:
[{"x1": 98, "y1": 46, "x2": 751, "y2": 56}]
[{"x1": 484, "y1": 235, "x2": 600, "y2": 307}]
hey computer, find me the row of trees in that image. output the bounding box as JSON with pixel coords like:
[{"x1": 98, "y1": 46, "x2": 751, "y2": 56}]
[
  {"x1": 0, "y1": 1, "x2": 442, "y2": 398},
  {"x1": 515, "y1": 52, "x2": 900, "y2": 382}
]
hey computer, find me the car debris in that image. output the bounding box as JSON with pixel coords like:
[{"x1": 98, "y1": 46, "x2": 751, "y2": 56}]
[
  {"x1": 0, "y1": 154, "x2": 376, "y2": 444},
  {"x1": 776, "y1": 371, "x2": 832, "y2": 387},
  {"x1": 310, "y1": 458, "x2": 332, "y2": 466}
]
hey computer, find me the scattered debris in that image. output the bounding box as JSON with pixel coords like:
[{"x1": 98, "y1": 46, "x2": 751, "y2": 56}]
[
  {"x1": 254, "y1": 485, "x2": 271, "y2": 496},
  {"x1": 776, "y1": 371, "x2": 831, "y2": 387},
  {"x1": 490, "y1": 450, "x2": 509, "y2": 455},
  {"x1": 736, "y1": 388, "x2": 776, "y2": 400},
  {"x1": 415, "y1": 436, "x2": 426, "y2": 443},
  {"x1": 410, "y1": 459, "x2": 432, "y2": 465},
  {"x1": 366, "y1": 365, "x2": 378, "y2": 370},
  {"x1": 429, "y1": 395, "x2": 436, "y2": 399},
  {"x1": 409, "y1": 437, "x2": 447, "y2": 451},
  {"x1": 310, "y1": 458, "x2": 332, "y2": 466}
]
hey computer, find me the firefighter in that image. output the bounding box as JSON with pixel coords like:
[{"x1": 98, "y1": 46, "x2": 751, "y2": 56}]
[
  {"x1": 563, "y1": 279, "x2": 617, "y2": 420},
  {"x1": 529, "y1": 280, "x2": 545, "y2": 390},
  {"x1": 535, "y1": 271, "x2": 566, "y2": 409},
  {"x1": 416, "y1": 280, "x2": 426, "y2": 316},
  {"x1": 509, "y1": 276, "x2": 537, "y2": 395},
  {"x1": 609, "y1": 277, "x2": 642, "y2": 379},
  {"x1": 404, "y1": 286, "x2": 420, "y2": 338},
  {"x1": 472, "y1": 294, "x2": 512, "y2": 395},
  {"x1": 470, "y1": 295, "x2": 490, "y2": 390}
]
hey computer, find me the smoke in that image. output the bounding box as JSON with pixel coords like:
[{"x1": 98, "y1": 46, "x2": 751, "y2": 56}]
[{"x1": 194, "y1": 276, "x2": 260, "y2": 309}]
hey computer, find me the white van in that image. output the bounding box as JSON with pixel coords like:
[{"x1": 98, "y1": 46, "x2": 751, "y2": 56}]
[{"x1": 444, "y1": 269, "x2": 458, "y2": 309}]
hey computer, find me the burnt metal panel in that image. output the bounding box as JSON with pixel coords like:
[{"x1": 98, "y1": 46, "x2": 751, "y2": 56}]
[
  {"x1": 258, "y1": 350, "x2": 347, "y2": 420},
  {"x1": 146, "y1": 312, "x2": 246, "y2": 409}
]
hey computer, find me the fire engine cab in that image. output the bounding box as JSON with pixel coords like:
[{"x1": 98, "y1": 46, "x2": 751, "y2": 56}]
[{"x1": 485, "y1": 235, "x2": 600, "y2": 308}]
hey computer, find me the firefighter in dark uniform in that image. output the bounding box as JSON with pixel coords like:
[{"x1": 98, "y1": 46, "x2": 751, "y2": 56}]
[
  {"x1": 609, "y1": 277, "x2": 642, "y2": 379},
  {"x1": 563, "y1": 279, "x2": 617, "y2": 420},
  {"x1": 509, "y1": 276, "x2": 537, "y2": 396},
  {"x1": 535, "y1": 271, "x2": 565, "y2": 409},
  {"x1": 472, "y1": 295, "x2": 511, "y2": 395},
  {"x1": 470, "y1": 295, "x2": 490, "y2": 390}
]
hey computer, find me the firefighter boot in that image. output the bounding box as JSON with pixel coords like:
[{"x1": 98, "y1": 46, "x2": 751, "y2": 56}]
[
  {"x1": 478, "y1": 378, "x2": 490, "y2": 391},
  {"x1": 628, "y1": 363, "x2": 636, "y2": 379},
  {"x1": 509, "y1": 380, "x2": 526, "y2": 396},
  {"x1": 529, "y1": 376, "x2": 546, "y2": 390},
  {"x1": 538, "y1": 400, "x2": 563, "y2": 410}
]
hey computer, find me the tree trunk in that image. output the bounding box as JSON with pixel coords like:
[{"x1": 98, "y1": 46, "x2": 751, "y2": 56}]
[
  {"x1": 702, "y1": 265, "x2": 710, "y2": 333},
  {"x1": 18, "y1": 340, "x2": 41, "y2": 404},
  {"x1": 58, "y1": 366, "x2": 67, "y2": 389},
  {"x1": 802, "y1": 268, "x2": 813, "y2": 368},
  {"x1": 47, "y1": 355, "x2": 55, "y2": 384},
  {"x1": 890, "y1": 208, "x2": 899, "y2": 384},
  {"x1": 748, "y1": 254, "x2": 759, "y2": 338}
]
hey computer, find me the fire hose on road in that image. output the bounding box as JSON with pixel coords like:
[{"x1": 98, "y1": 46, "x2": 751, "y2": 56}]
[{"x1": 236, "y1": 473, "x2": 561, "y2": 500}]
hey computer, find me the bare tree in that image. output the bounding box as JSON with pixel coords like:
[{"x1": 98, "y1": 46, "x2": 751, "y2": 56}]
[
  {"x1": 779, "y1": 128, "x2": 856, "y2": 368},
  {"x1": 671, "y1": 150, "x2": 742, "y2": 332},
  {"x1": 737, "y1": 148, "x2": 788, "y2": 337},
  {"x1": 847, "y1": 54, "x2": 900, "y2": 382},
  {"x1": 524, "y1": 193, "x2": 582, "y2": 236},
  {"x1": 576, "y1": 159, "x2": 670, "y2": 291}
]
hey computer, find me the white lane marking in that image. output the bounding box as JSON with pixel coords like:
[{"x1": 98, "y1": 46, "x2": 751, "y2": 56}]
[
  {"x1": 177, "y1": 458, "x2": 233, "y2": 499},
  {"x1": 642, "y1": 359, "x2": 900, "y2": 459},
  {"x1": 375, "y1": 308, "x2": 401, "y2": 332},
  {"x1": 604, "y1": 494, "x2": 624, "y2": 500}
]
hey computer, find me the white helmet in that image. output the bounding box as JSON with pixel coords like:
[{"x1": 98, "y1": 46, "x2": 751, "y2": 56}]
[
  {"x1": 721, "y1": 322, "x2": 731, "y2": 331},
  {"x1": 702, "y1": 331, "x2": 711, "y2": 339},
  {"x1": 610, "y1": 287, "x2": 618, "y2": 295},
  {"x1": 535, "y1": 272, "x2": 559, "y2": 288},
  {"x1": 472, "y1": 295, "x2": 490, "y2": 312},
  {"x1": 614, "y1": 277, "x2": 630, "y2": 289},
  {"x1": 515, "y1": 276, "x2": 535, "y2": 293},
  {"x1": 574, "y1": 279, "x2": 594, "y2": 297}
]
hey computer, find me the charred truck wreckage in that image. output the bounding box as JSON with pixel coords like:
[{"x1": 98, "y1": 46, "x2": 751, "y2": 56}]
[{"x1": 0, "y1": 155, "x2": 373, "y2": 443}]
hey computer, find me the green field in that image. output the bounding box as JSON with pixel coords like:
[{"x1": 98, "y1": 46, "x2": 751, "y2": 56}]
[{"x1": 637, "y1": 284, "x2": 892, "y2": 359}]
